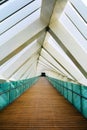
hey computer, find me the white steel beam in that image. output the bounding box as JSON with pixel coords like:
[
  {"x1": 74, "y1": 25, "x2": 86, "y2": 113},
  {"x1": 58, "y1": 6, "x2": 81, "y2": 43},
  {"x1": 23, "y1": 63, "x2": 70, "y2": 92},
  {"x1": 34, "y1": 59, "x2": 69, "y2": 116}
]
[
  {"x1": 10, "y1": 54, "x2": 39, "y2": 80},
  {"x1": 39, "y1": 56, "x2": 62, "y2": 75},
  {"x1": 49, "y1": 22, "x2": 87, "y2": 78},
  {"x1": 41, "y1": 48, "x2": 73, "y2": 79},
  {"x1": 0, "y1": 18, "x2": 46, "y2": 63},
  {"x1": 21, "y1": 61, "x2": 37, "y2": 79},
  {"x1": 0, "y1": 41, "x2": 41, "y2": 79},
  {"x1": 43, "y1": 33, "x2": 87, "y2": 85},
  {"x1": 40, "y1": 0, "x2": 56, "y2": 24}
]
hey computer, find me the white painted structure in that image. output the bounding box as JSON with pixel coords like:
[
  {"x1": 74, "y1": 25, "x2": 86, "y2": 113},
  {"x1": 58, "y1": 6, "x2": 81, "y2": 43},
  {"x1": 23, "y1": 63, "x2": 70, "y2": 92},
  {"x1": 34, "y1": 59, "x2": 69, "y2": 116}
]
[{"x1": 0, "y1": 0, "x2": 87, "y2": 86}]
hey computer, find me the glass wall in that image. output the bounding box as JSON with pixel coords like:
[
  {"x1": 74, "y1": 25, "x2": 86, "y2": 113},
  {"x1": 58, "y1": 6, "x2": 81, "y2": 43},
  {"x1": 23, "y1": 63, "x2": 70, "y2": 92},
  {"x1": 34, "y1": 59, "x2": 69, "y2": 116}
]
[{"x1": 47, "y1": 76, "x2": 87, "y2": 118}]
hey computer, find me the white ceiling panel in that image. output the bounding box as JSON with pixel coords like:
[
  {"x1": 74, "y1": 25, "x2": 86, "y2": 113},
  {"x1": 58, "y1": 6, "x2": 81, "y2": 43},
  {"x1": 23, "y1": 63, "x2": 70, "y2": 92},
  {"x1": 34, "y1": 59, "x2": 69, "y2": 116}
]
[{"x1": 0, "y1": 0, "x2": 87, "y2": 86}]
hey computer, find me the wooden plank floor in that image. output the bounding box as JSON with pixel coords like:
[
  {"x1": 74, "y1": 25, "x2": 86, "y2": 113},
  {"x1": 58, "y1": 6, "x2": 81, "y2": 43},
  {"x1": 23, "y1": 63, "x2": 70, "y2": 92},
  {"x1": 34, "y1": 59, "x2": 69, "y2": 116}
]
[{"x1": 0, "y1": 77, "x2": 87, "y2": 130}]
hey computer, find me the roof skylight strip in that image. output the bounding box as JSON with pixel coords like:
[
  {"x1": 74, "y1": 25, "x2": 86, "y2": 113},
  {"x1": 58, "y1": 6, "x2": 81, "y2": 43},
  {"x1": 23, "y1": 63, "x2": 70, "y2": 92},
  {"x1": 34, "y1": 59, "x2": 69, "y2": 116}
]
[
  {"x1": 0, "y1": 0, "x2": 8, "y2": 5},
  {"x1": 64, "y1": 2, "x2": 87, "y2": 39},
  {"x1": 70, "y1": 0, "x2": 87, "y2": 23},
  {"x1": 0, "y1": 7, "x2": 41, "y2": 35},
  {"x1": 0, "y1": 0, "x2": 35, "y2": 22}
]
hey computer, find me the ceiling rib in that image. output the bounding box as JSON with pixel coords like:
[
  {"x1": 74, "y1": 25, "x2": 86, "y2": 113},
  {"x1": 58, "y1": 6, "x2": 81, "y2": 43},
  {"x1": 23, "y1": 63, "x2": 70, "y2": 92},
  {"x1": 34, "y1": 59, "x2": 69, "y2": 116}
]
[{"x1": 48, "y1": 28, "x2": 87, "y2": 78}]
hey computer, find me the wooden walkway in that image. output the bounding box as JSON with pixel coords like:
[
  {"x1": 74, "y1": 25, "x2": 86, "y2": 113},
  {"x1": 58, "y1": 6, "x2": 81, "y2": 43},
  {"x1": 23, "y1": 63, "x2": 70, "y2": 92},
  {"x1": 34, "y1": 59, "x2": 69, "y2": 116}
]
[{"x1": 0, "y1": 77, "x2": 87, "y2": 130}]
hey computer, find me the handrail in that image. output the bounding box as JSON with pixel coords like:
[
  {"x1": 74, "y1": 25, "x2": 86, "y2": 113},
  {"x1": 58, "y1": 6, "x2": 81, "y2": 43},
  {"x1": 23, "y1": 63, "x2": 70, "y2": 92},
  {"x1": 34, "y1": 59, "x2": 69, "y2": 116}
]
[
  {"x1": 47, "y1": 77, "x2": 87, "y2": 100},
  {"x1": 0, "y1": 81, "x2": 30, "y2": 95}
]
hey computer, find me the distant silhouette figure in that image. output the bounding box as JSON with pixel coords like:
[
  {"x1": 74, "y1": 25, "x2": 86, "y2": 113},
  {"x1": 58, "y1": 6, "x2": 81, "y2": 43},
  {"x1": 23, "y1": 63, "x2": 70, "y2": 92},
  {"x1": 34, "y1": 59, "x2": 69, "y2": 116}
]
[{"x1": 41, "y1": 72, "x2": 46, "y2": 77}]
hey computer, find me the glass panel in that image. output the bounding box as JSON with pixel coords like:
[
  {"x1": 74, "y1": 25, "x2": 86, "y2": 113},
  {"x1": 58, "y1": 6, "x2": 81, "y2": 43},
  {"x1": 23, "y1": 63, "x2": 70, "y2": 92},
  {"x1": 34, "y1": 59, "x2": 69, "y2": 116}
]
[
  {"x1": 60, "y1": 12, "x2": 87, "y2": 50},
  {"x1": 73, "y1": 84, "x2": 81, "y2": 94},
  {"x1": 0, "y1": 0, "x2": 41, "y2": 35},
  {"x1": 73, "y1": 93, "x2": 81, "y2": 112},
  {"x1": 82, "y1": 98, "x2": 87, "y2": 118},
  {"x1": 68, "y1": 90, "x2": 72, "y2": 103},
  {"x1": 81, "y1": 85, "x2": 87, "y2": 98},
  {"x1": 0, "y1": 92, "x2": 9, "y2": 110},
  {"x1": 70, "y1": 0, "x2": 87, "y2": 21},
  {"x1": 47, "y1": 76, "x2": 87, "y2": 118},
  {"x1": 0, "y1": 76, "x2": 39, "y2": 109},
  {"x1": 64, "y1": 88, "x2": 68, "y2": 99}
]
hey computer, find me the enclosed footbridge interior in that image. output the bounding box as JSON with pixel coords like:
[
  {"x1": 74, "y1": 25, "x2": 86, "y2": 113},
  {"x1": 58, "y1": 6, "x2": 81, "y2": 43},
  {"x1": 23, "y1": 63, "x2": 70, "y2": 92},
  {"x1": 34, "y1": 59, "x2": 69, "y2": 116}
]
[{"x1": 0, "y1": 0, "x2": 87, "y2": 129}]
